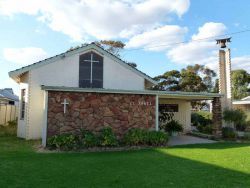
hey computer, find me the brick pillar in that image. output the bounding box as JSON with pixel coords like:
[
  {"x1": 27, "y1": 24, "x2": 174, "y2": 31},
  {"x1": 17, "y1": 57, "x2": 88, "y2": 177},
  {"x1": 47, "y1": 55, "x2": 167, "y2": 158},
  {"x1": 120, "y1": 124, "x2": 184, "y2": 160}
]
[{"x1": 212, "y1": 97, "x2": 222, "y2": 137}]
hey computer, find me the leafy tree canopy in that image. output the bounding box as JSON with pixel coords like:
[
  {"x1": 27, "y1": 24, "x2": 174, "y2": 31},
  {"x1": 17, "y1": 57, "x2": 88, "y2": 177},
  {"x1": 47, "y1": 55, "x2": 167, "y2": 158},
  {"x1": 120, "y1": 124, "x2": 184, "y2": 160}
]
[
  {"x1": 232, "y1": 69, "x2": 250, "y2": 99},
  {"x1": 95, "y1": 40, "x2": 137, "y2": 68},
  {"x1": 153, "y1": 64, "x2": 217, "y2": 93},
  {"x1": 95, "y1": 40, "x2": 125, "y2": 57}
]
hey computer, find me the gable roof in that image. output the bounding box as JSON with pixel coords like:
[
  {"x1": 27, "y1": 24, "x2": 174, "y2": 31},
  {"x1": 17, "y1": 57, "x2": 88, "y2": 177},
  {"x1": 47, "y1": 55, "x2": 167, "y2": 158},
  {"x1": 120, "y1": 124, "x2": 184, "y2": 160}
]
[
  {"x1": 233, "y1": 96, "x2": 250, "y2": 105},
  {"x1": 0, "y1": 88, "x2": 19, "y2": 101},
  {"x1": 241, "y1": 96, "x2": 250, "y2": 101},
  {"x1": 9, "y1": 43, "x2": 157, "y2": 85}
]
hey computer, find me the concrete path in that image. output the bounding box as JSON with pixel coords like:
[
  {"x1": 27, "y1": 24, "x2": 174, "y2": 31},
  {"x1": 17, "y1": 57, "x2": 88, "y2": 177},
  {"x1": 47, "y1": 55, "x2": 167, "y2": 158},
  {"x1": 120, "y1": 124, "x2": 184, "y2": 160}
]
[{"x1": 168, "y1": 135, "x2": 217, "y2": 146}]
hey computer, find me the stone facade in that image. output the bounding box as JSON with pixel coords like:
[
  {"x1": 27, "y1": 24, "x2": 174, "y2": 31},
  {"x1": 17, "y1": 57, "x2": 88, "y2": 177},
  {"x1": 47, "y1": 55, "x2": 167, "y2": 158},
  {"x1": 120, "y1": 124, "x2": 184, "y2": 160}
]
[
  {"x1": 47, "y1": 91, "x2": 156, "y2": 138},
  {"x1": 212, "y1": 97, "x2": 222, "y2": 137}
]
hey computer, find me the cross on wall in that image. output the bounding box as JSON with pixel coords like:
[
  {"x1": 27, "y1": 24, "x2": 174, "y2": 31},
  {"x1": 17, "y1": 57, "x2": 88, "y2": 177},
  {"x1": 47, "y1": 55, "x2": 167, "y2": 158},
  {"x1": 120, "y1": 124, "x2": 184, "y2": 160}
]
[
  {"x1": 84, "y1": 53, "x2": 99, "y2": 84},
  {"x1": 61, "y1": 99, "x2": 69, "y2": 114}
]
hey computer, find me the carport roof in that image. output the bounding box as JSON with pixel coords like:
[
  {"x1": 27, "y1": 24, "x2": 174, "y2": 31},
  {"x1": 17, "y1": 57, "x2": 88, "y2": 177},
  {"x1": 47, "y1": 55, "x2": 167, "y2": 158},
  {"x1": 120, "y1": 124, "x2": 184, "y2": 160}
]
[{"x1": 41, "y1": 86, "x2": 222, "y2": 100}]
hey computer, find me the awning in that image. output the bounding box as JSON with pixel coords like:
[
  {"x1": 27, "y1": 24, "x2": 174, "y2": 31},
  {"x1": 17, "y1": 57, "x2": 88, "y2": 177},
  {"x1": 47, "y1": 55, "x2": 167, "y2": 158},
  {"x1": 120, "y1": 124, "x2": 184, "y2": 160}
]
[{"x1": 41, "y1": 86, "x2": 222, "y2": 100}]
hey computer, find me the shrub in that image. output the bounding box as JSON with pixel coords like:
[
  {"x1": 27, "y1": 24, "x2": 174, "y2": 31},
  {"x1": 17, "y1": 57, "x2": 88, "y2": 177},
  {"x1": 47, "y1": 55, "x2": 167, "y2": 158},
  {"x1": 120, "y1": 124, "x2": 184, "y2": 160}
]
[
  {"x1": 80, "y1": 130, "x2": 98, "y2": 148},
  {"x1": 161, "y1": 120, "x2": 183, "y2": 134},
  {"x1": 197, "y1": 124, "x2": 213, "y2": 134},
  {"x1": 0, "y1": 124, "x2": 17, "y2": 137},
  {"x1": 191, "y1": 112, "x2": 212, "y2": 127},
  {"x1": 146, "y1": 131, "x2": 168, "y2": 146},
  {"x1": 98, "y1": 127, "x2": 118, "y2": 147},
  {"x1": 47, "y1": 134, "x2": 78, "y2": 150},
  {"x1": 223, "y1": 109, "x2": 247, "y2": 131},
  {"x1": 222, "y1": 127, "x2": 236, "y2": 139},
  {"x1": 243, "y1": 132, "x2": 250, "y2": 140},
  {"x1": 123, "y1": 128, "x2": 169, "y2": 146},
  {"x1": 123, "y1": 128, "x2": 147, "y2": 146},
  {"x1": 7, "y1": 120, "x2": 17, "y2": 127}
]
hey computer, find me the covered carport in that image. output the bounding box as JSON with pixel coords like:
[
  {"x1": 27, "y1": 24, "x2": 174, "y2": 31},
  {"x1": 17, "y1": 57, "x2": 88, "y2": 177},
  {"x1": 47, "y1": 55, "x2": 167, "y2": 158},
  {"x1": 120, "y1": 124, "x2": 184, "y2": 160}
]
[{"x1": 154, "y1": 91, "x2": 223, "y2": 136}]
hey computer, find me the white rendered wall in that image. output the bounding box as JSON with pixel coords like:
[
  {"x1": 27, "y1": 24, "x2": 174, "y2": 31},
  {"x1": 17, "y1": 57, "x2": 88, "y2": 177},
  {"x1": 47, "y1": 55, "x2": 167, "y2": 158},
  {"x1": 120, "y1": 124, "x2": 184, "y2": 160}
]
[
  {"x1": 159, "y1": 99, "x2": 192, "y2": 132},
  {"x1": 103, "y1": 56, "x2": 144, "y2": 90},
  {"x1": 26, "y1": 50, "x2": 145, "y2": 139},
  {"x1": 17, "y1": 73, "x2": 29, "y2": 138}
]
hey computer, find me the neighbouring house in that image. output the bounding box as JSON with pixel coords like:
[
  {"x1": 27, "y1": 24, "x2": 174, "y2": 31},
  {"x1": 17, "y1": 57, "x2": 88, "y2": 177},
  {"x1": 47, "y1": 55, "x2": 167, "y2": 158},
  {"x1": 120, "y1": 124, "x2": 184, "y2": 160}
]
[
  {"x1": 233, "y1": 96, "x2": 250, "y2": 111},
  {"x1": 0, "y1": 88, "x2": 19, "y2": 125},
  {"x1": 9, "y1": 43, "x2": 222, "y2": 146}
]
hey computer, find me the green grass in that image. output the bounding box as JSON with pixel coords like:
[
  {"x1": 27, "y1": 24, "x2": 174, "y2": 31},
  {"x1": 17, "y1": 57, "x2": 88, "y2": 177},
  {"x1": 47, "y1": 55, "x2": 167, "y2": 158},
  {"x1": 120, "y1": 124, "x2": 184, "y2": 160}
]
[{"x1": 1, "y1": 134, "x2": 250, "y2": 187}]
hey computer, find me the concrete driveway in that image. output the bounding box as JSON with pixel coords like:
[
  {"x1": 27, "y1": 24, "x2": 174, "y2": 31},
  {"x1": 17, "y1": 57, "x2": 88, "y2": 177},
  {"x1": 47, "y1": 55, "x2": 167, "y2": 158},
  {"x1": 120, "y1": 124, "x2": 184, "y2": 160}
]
[{"x1": 168, "y1": 135, "x2": 217, "y2": 146}]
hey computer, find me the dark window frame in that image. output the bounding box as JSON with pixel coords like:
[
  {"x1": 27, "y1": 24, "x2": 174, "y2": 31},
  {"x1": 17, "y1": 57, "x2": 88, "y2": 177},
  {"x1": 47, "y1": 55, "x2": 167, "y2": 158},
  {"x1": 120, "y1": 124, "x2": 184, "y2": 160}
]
[
  {"x1": 20, "y1": 89, "x2": 26, "y2": 120},
  {"x1": 8, "y1": 101, "x2": 15, "y2": 105},
  {"x1": 159, "y1": 104, "x2": 179, "y2": 112},
  {"x1": 79, "y1": 51, "x2": 103, "y2": 88}
]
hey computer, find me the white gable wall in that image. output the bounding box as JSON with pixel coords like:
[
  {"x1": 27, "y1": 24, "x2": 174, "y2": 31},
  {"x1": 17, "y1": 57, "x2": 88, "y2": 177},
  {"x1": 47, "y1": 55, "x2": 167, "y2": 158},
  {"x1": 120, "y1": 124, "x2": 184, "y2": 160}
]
[
  {"x1": 17, "y1": 72, "x2": 29, "y2": 139},
  {"x1": 26, "y1": 50, "x2": 145, "y2": 139},
  {"x1": 103, "y1": 55, "x2": 144, "y2": 90}
]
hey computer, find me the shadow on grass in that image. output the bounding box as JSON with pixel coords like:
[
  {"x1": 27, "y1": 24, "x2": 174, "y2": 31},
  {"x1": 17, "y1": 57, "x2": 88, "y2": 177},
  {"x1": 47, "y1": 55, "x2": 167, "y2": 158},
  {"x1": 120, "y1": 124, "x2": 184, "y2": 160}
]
[
  {"x1": 0, "y1": 138, "x2": 250, "y2": 187},
  {"x1": 168, "y1": 142, "x2": 250, "y2": 150}
]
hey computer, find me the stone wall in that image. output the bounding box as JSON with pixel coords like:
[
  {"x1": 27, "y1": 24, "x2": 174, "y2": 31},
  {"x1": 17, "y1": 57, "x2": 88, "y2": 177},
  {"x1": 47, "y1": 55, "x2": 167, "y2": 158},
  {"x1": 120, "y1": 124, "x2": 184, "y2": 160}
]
[
  {"x1": 212, "y1": 97, "x2": 222, "y2": 137},
  {"x1": 47, "y1": 91, "x2": 156, "y2": 138}
]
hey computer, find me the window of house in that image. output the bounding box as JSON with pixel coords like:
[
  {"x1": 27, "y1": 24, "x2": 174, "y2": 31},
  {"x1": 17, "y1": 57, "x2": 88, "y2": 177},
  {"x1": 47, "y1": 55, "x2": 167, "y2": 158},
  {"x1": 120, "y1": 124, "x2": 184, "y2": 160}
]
[
  {"x1": 8, "y1": 101, "x2": 15, "y2": 105},
  {"x1": 159, "y1": 104, "x2": 179, "y2": 112},
  {"x1": 20, "y1": 89, "x2": 26, "y2": 119},
  {"x1": 79, "y1": 51, "x2": 103, "y2": 88}
]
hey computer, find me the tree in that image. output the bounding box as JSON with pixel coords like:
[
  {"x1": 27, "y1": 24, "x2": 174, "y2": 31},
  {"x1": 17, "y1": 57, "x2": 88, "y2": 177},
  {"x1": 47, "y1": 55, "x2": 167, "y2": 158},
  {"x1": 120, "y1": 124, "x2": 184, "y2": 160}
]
[
  {"x1": 126, "y1": 62, "x2": 137, "y2": 68},
  {"x1": 153, "y1": 70, "x2": 181, "y2": 91},
  {"x1": 152, "y1": 64, "x2": 217, "y2": 110},
  {"x1": 95, "y1": 40, "x2": 138, "y2": 68},
  {"x1": 95, "y1": 40, "x2": 125, "y2": 57},
  {"x1": 212, "y1": 79, "x2": 219, "y2": 93},
  {"x1": 232, "y1": 70, "x2": 250, "y2": 99},
  {"x1": 153, "y1": 64, "x2": 216, "y2": 93},
  {"x1": 180, "y1": 70, "x2": 207, "y2": 92},
  {"x1": 181, "y1": 64, "x2": 216, "y2": 92}
]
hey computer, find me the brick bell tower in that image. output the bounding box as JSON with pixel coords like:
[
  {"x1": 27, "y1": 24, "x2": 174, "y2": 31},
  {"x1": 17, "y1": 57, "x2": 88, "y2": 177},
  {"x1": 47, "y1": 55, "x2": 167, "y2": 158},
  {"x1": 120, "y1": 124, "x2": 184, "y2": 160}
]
[{"x1": 216, "y1": 38, "x2": 232, "y2": 123}]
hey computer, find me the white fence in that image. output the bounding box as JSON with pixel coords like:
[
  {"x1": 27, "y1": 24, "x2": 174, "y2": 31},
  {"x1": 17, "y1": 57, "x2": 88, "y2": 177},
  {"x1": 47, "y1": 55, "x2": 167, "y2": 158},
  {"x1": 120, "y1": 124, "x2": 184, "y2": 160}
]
[{"x1": 0, "y1": 104, "x2": 18, "y2": 125}]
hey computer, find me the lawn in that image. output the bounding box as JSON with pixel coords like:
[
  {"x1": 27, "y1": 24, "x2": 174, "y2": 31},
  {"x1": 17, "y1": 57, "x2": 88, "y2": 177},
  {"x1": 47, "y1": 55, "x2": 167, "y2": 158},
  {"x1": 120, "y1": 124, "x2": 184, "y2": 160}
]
[{"x1": 1, "y1": 135, "x2": 250, "y2": 187}]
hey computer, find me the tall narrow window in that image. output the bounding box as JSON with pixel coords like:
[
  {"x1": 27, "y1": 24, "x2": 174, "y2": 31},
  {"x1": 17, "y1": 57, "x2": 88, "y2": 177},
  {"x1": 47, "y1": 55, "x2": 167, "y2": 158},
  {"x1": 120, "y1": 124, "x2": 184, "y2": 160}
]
[
  {"x1": 79, "y1": 51, "x2": 103, "y2": 88},
  {"x1": 20, "y1": 89, "x2": 26, "y2": 120}
]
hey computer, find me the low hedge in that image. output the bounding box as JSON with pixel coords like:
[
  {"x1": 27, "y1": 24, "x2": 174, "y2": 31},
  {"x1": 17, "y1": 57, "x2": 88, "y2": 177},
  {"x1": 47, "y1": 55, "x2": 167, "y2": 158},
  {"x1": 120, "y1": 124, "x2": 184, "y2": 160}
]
[
  {"x1": 47, "y1": 133, "x2": 78, "y2": 150},
  {"x1": 123, "y1": 128, "x2": 147, "y2": 146},
  {"x1": 123, "y1": 128, "x2": 168, "y2": 146},
  {"x1": 47, "y1": 127, "x2": 169, "y2": 150},
  {"x1": 222, "y1": 127, "x2": 237, "y2": 140},
  {"x1": 191, "y1": 111, "x2": 212, "y2": 127},
  {"x1": 145, "y1": 130, "x2": 168, "y2": 146}
]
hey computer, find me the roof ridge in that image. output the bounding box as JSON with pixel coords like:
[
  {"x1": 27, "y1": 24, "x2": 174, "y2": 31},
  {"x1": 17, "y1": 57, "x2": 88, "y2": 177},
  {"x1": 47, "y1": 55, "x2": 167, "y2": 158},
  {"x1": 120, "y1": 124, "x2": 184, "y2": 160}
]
[{"x1": 9, "y1": 43, "x2": 157, "y2": 85}]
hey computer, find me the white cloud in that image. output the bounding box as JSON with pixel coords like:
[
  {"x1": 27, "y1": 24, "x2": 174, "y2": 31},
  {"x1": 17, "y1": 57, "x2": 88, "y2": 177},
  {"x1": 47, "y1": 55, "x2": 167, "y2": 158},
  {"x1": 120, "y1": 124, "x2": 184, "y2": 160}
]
[
  {"x1": 232, "y1": 56, "x2": 250, "y2": 72},
  {"x1": 0, "y1": 0, "x2": 190, "y2": 41},
  {"x1": 126, "y1": 25, "x2": 188, "y2": 51},
  {"x1": 192, "y1": 22, "x2": 227, "y2": 40},
  {"x1": 3, "y1": 47, "x2": 48, "y2": 65},
  {"x1": 167, "y1": 22, "x2": 227, "y2": 70}
]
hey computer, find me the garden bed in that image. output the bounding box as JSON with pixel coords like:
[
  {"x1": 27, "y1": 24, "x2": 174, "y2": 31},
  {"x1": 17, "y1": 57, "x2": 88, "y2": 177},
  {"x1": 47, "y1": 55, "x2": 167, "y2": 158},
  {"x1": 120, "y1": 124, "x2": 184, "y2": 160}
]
[{"x1": 47, "y1": 127, "x2": 169, "y2": 151}]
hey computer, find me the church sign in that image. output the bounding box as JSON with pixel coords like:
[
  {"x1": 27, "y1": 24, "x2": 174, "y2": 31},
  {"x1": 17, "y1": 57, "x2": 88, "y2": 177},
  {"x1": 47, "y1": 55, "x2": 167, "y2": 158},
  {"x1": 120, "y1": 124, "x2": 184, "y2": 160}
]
[{"x1": 130, "y1": 101, "x2": 152, "y2": 106}]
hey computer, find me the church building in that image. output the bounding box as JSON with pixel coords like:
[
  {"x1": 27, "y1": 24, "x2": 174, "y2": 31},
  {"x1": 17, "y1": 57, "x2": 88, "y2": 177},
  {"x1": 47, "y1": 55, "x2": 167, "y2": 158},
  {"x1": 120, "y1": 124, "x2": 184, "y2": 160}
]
[{"x1": 9, "y1": 43, "x2": 222, "y2": 146}]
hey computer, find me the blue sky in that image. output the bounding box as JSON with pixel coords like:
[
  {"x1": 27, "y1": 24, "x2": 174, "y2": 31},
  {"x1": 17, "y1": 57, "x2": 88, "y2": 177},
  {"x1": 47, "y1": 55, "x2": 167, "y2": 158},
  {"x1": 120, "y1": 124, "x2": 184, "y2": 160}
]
[{"x1": 0, "y1": 0, "x2": 250, "y2": 94}]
